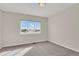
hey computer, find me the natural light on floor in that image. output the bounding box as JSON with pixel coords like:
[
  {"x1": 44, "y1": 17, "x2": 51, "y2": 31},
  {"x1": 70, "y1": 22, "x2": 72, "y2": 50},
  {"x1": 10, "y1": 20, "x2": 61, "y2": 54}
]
[{"x1": 0, "y1": 47, "x2": 33, "y2": 56}]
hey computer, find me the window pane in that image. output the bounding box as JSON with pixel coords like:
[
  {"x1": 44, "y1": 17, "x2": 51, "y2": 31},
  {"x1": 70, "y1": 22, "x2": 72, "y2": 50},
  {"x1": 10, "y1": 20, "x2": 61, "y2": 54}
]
[{"x1": 20, "y1": 20, "x2": 41, "y2": 34}]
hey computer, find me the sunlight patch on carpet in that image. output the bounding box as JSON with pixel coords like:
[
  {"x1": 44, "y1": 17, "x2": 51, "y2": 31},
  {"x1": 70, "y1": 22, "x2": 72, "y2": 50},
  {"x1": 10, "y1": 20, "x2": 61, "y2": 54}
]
[{"x1": 0, "y1": 47, "x2": 33, "y2": 56}]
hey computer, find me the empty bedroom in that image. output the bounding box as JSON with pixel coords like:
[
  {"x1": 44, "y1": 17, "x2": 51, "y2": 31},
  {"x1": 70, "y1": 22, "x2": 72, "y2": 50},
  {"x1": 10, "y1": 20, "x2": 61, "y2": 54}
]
[{"x1": 0, "y1": 3, "x2": 79, "y2": 56}]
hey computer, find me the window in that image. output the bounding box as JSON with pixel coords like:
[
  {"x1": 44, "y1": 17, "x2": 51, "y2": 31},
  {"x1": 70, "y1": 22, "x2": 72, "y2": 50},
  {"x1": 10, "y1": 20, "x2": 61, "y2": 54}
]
[{"x1": 20, "y1": 20, "x2": 41, "y2": 34}]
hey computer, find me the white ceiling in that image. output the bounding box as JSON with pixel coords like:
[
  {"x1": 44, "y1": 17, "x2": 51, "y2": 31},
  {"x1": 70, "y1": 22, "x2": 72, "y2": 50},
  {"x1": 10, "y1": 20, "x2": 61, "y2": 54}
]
[{"x1": 0, "y1": 3, "x2": 76, "y2": 17}]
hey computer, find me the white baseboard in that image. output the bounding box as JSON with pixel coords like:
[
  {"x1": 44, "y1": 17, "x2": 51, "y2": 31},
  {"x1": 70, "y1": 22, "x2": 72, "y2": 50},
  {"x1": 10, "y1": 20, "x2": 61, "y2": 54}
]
[
  {"x1": 3, "y1": 40, "x2": 48, "y2": 48},
  {"x1": 49, "y1": 40, "x2": 79, "y2": 53}
]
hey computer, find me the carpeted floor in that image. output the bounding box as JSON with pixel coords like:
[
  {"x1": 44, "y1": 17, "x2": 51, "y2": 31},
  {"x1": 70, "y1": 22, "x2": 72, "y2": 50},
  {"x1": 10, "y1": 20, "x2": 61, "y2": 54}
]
[{"x1": 0, "y1": 41, "x2": 79, "y2": 56}]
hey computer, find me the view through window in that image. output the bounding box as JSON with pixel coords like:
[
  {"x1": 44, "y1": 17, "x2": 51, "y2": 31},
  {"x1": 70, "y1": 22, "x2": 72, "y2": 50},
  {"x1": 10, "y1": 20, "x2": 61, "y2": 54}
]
[{"x1": 20, "y1": 20, "x2": 41, "y2": 34}]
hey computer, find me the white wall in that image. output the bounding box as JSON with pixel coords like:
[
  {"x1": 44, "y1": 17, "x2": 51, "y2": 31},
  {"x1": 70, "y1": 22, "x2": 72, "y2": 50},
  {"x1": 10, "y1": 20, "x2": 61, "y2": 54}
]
[
  {"x1": 48, "y1": 4, "x2": 79, "y2": 52},
  {"x1": 2, "y1": 11, "x2": 48, "y2": 47},
  {"x1": 0, "y1": 10, "x2": 3, "y2": 49}
]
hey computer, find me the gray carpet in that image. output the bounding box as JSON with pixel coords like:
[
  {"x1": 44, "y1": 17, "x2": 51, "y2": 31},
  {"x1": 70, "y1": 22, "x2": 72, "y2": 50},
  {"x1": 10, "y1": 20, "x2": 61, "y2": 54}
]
[
  {"x1": 24, "y1": 41, "x2": 79, "y2": 56},
  {"x1": 0, "y1": 41, "x2": 79, "y2": 56}
]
